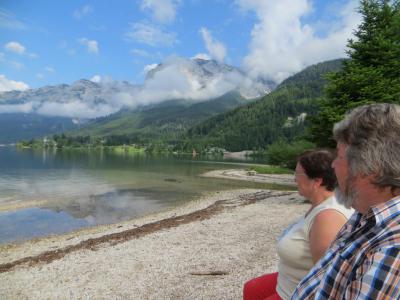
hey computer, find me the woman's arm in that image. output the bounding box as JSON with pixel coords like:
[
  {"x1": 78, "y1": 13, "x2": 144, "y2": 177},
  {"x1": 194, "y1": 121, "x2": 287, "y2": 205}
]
[{"x1": 309, "y1": 209, "x2": 348, "y2": 263}]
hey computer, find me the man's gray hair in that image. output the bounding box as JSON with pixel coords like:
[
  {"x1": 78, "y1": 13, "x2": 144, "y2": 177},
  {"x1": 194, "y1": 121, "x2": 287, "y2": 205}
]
[{"x1": 333, "y1": 103, "x2": 400, "y2": 190}]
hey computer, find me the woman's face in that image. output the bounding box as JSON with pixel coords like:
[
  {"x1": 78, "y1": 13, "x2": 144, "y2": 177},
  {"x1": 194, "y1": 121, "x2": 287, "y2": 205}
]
[{"x1": 294, "y1": 162, "x2": 314, "y2": 198}]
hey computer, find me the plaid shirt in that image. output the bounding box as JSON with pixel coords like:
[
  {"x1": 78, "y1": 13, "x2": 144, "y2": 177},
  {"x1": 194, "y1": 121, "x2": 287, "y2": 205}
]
[{"x1": 291, "y1": 195, "x2": 400, "y2": 299}]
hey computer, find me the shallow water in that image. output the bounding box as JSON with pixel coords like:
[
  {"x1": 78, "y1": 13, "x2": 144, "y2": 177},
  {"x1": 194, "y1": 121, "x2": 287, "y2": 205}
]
[{"x1": 0, "y1": 147, "x2": 276, "y2": 244}]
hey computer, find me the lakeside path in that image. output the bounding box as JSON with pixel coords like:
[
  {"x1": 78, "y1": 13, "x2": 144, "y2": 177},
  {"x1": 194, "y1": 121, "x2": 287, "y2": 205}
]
[{"x1": 0, "y1": 171, "x2": 306, "y2": 299}]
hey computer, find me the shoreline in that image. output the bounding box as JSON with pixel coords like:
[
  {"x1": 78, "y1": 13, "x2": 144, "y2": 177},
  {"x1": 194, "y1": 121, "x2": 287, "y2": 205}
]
[
  {"x1": 0, "y1": 199, "x2": 48, "y2": 212},
  {"x1": 0, "y1": 169, "x2": 305, "y2": 299},
  {"x1": 0, "y1": 168, "x2": 295, "y2": 215},
  {"x1": 202, "y1": 169, "x2": 296, "y2": 186}
]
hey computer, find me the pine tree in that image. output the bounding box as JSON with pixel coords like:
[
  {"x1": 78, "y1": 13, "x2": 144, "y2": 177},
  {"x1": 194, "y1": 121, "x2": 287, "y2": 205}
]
[{"x1": 308, "y1": 0, "x2": 400, "y2": 147}]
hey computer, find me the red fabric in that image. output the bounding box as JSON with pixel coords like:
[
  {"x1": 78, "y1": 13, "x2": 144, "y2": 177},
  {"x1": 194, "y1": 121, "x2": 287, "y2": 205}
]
[{"x1": 243, "y1": 272, "x2": 282, "y2": 300}]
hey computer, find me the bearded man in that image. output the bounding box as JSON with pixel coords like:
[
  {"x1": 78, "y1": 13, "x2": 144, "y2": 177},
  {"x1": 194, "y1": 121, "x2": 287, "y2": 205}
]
[{"x1": 292, "y1": 103, "x2": 400, "y2": 299}]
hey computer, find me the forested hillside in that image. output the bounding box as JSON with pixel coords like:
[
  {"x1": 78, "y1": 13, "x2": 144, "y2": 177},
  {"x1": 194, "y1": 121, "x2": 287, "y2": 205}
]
[
  {"x1": 181, "y1": 59, "x2": 344, "y2": 151},
  {"x1": 73, "y1": 91, "x2": 251, "y2": 144}
]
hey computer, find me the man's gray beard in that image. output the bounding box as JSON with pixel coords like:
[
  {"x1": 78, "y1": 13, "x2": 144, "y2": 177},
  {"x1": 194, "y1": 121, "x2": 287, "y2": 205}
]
[{"x1": 335, "y1": 187, "x2": 355, "y2": 209}]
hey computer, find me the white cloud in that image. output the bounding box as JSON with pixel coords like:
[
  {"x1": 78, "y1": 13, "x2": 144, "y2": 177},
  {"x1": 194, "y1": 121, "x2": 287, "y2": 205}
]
[
  {"x1": 37, "y1": 101, "x2": 118, "y2": 119},
  {"x1": 140, "y1": 0, "x2": 181, "y2": 24},
  {"x1": 0, "y1": 57, "x2": 269, "y2": 119},
  {"x1": 236, "y1": 0, "x2": 361, "y2": 83},
  {"x1": 78, "y1": 38, "x2": 99, "y2": 54},
  {"x1": 37, "y1": 100, "x2": 119, "y2": 119},
  {"x1": 199, "y1": 27, "x2": 227, "y2": 62},
  {"x1": 90, "y1": 75, "x2": 102, "y2": 83},
  {"x1": 143, "y1": 63, "x2": 159, "y2": 74},
  {"x1": 0, "y1": 9, "x2": 26, "y2": 30},
  {"x1": 192, "y1": 53, "x2": 211, "y2": 60},
  {"x1": 133, "y1": 56, "x2": 255, "y2": 104},
  {"x1": 4, "y1": 41, "x2": 38, "y2": 59},
  {"x1": 73, "y1": 5, "x2": 93, "y2": 19},
  {"x1": 125, "y1": 22, "x2": 177, "y2": 47},
  {"x1": 0, "y1": 74, "x2": 29, "y2": 92},
  {"x1": 4, "y1": 41, "x2": 26, "y2": 54},
  {"x1": 0, "y1": 78, "x2": 132, "y2": 118},
  {"x1": 0, "y1": 102, "x2": 33, "y2": 114}
]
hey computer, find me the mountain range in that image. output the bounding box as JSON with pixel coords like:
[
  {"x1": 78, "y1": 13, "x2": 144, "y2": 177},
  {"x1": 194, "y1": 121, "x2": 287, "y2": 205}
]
[
  {"x1": 0, "y1": 58, "x2": 344, "y2": 148},
  {"x1": 69, "y1": 59, "x2": 344, "y2": 150},
  {"x1": 0, "y1": 58, "x2": 274, "y2": 143}
]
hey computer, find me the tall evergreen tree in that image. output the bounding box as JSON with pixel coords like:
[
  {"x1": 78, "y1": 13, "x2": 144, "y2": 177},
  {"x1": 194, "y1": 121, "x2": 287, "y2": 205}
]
[{"x1": 308, "y1": 0, "x2": 400, "y2": 147}]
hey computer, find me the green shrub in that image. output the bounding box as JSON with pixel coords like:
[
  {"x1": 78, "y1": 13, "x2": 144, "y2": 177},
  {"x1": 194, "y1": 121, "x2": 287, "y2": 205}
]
[{"x1": 266, "y1": 139, "x2": 315, "y2": 169}]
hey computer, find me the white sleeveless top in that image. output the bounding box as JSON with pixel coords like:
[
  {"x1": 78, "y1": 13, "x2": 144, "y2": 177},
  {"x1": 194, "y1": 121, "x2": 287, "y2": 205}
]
[{"x1": 276, "y1": 196, "x2": 354, "y2": 300}]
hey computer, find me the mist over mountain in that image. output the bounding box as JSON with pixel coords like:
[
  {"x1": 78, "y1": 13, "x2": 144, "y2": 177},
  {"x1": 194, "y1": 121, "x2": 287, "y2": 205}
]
[
  {"x1": 144, "y1": 58, "x2": 274, "y2": 100},
  {"x1": 0, "y1": 58, "x2": 345, "y2": 146},
  {"x1": 0, "y1": 57, "x2": 274, "y2": 120},
  {"x1": 70, "y1": 59, "x2": 344, "y2": 149}
]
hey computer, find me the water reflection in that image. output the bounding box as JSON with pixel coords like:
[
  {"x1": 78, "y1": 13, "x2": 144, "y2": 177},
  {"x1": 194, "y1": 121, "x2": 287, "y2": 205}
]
[
  {"x1": 0, "y1": 147, "x2": 270, "y2": 244},
  {"x1": 46, "y1": 188, "x2": 170, "y2": 224}
]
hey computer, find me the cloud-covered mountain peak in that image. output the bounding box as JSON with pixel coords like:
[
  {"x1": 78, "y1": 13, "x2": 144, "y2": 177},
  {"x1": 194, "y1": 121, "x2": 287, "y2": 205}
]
[
  {"x1": 144, "y1": 57, "x2": 273, "y2": 100},
  {"x1": 0, "y1": 79, "x2": 137, "y2": 119},
  {"x1": 0, "y1": 57, "x2": 274, "y2": 119},
  {"x1": 146, "y1": 58, "x2": 237, "y2": 81}
]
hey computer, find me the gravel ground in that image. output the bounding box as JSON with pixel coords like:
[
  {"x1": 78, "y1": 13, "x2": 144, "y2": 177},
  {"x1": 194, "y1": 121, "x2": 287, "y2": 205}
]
[{"x1": 0, "y1": 188, "x2": 307, "y2": 299}]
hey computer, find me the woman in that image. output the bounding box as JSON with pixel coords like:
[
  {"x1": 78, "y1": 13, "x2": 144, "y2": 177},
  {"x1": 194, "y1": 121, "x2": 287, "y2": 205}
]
[{"x1": 243, "y1": 150, "x2": 354, "y2": 300}]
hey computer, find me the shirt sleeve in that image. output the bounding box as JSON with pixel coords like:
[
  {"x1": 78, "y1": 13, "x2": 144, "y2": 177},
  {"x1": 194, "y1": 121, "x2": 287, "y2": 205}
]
[{"x1": 345, "y1": 247, "x2": 400, "y2": 299}]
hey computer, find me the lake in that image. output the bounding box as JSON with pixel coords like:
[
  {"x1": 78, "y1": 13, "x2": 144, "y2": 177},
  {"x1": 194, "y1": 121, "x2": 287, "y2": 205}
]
[{"x1": 0, "y1": 146, "x2": 275, "y2": 244}]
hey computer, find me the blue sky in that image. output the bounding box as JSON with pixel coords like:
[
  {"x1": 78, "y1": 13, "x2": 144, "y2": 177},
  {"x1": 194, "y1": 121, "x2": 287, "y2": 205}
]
[{"x1": 0, "y1": 0, "x2": 361, "y2": 92}]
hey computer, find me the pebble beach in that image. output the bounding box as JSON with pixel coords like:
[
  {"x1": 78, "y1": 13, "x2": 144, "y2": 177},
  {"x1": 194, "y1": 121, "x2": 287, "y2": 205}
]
[{"x1": 0, "y1": 170, "x2": 306, "y2": 299}]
